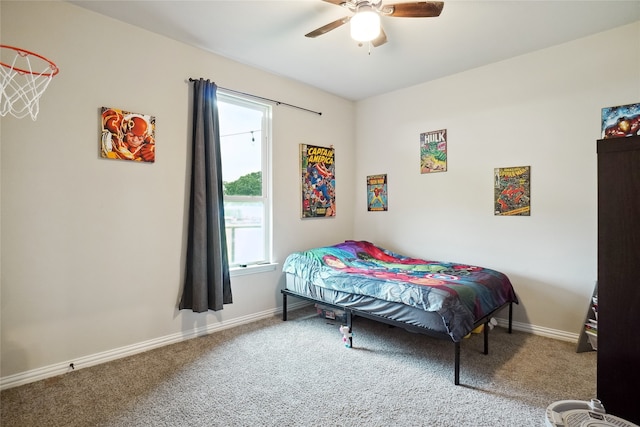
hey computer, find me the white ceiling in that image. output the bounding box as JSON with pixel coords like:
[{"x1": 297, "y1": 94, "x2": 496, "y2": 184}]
[{"x1": 69, "y1": 0, "x2": 640, "y2": 101}]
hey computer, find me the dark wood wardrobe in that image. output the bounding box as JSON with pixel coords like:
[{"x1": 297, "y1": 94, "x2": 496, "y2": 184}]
[{"x1": 597, "y1": 134, "x2": 640, "y2": 424}]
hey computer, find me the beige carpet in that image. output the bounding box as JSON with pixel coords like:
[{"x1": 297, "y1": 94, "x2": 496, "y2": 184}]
[{"x1": 0, "y1": 306, "x2": 596, "y2": 426}]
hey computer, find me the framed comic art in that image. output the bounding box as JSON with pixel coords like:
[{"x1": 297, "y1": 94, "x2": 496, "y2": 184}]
[
  {"x1": 420, "y1": 129, "x2": 447, "y2": 173},
  {"x1": 101, "y1": 107, "x2": 156, "y2": 162},
  {"x1": 601, "y1": 102, "x2": 640, "y2": 139},
  {"x1": 367, "y1": 174, "x2": 388, "y2": 211},
  {"x1": 301, "y1": 144, "x2": 335, "y2": 218},
  {"x1": 494, "y1": 166, "x2": 530, "y2": 216}
]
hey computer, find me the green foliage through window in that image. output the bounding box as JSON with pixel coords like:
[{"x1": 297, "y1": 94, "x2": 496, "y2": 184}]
[{"x1": 224, "y1": 171, "x2": 262, "y2": 196}]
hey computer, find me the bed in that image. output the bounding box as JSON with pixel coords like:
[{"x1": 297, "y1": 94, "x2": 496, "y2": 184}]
[{"x1": 281, "y1": 240, "x2": 518, "y2": 385}]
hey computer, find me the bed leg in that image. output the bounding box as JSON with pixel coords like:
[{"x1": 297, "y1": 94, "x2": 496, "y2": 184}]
[
  {"x1": 483, "y1": 321, "x2": 489, "y2": 355},
  {"x1": 346, "y1": 310, "x2": 353, "y2": 348},
  {"x1": 454, "y1": 342, "x2": 460, "y2": 385},
  {"x1": 508, "y1": 302, "x2": 513, "y2": 334},
  {"x1": 282, "y1": 292, "x2": 288, "y2": 321}
]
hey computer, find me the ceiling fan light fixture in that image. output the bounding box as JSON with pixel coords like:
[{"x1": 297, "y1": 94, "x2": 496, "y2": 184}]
[{"x1": 350, "y1": 6, "x2": 380, "y2": 42}]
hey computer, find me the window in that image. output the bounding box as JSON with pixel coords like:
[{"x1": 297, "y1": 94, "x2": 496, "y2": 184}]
[{"x1": 218, "y1": 92, "x2": 272, "y2": 270}]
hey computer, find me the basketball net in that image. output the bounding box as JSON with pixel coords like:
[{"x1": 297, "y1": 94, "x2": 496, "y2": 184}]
[{"x1": 0, "y1": 45, "x2": 59, "y2": 121}]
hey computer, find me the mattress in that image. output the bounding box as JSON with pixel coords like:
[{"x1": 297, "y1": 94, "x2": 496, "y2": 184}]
[{"x1": 286, "y1": 273, "x2": 449, "y2": 335}]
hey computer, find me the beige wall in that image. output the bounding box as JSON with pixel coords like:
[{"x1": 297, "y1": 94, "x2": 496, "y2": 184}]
[
  {"x1": 2, "y1": 0, "x2": 639, "y2": 388},
  {"x1": 0, "y1": 0, "x2": 355, "y2": 383},
  {"x1": 354, "y1": 21, "x2": 640, "y2": 335}
]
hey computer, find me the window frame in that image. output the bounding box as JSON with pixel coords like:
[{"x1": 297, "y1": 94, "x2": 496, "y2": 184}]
[{"x1": 217, "y1": 91, "x2": 274, "y2": 274}]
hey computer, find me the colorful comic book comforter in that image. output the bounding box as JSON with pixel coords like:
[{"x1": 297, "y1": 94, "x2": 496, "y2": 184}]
[{"x1": 282, "y1": 240, "x2": 518, "y2": 341}]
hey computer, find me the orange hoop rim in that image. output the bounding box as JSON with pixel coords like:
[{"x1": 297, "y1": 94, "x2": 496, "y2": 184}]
[{"x1": 0, "y1": 44, "x2": 59, "y2": 77}]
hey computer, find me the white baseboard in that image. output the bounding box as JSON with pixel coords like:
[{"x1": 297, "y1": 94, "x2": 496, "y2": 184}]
[
  {"x1": 495, "y1": 318, "x2": 579, "y2": 343},
  {"x1": 1, "y1": 303, "x2": 577, "y2": 390},
  {"x1": 0, "y1": 301, "x2": 308, "y2": 391}
]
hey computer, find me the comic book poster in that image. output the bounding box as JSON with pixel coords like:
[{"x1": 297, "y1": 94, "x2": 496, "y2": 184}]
[
  {"x1": 367, "y1": 174, "x2": 388, "y2": 211},
  {"x1": 494, "y1": 166, "x2": 531, "y2": 216},
  {"x1": 101, "y1": 107, "x2": 156, "y2": 163},
  {"x1": 300, "y1": 144, "x2": 335, "y2": 218},
  {"x1": 420, "y1": 129, "x2": 447, "y2": 174},
  {"x1": 601, "y1": 102, "x2": 640, "y2": 139}
]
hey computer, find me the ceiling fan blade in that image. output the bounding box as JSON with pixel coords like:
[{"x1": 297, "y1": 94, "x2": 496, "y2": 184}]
[
  {"x1": 386, "y1": 1, "x2": 444, "y2": 17},
  {"x1": 371, "y1": 26, "x2": 388, "y2": 47},
  {"x1": 305, "y1": 16, "x2": 351, "y2": 38},
  {"x1": 322, "y1": 0, "x2": 347, "y2": 5}
]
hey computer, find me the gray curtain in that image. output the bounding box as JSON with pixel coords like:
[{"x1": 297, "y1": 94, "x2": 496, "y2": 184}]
[{"x1": 179, "y1": 79, "x2": 232, "y2": 312}]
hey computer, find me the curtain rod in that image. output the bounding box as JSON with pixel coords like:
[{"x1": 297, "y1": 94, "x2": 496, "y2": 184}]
[{"x1": 188, "y1": 78, "x2": 322, "y2": 116}]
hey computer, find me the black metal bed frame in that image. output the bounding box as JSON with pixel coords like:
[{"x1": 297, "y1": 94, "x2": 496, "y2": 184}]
[{"x1": 281, "y1": 288, "x2": 513, "y2": 385}]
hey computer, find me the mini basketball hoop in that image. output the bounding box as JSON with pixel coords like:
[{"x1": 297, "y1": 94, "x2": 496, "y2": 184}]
[{"x1": 1, "y1": 45, "x2": 59, "y2": 120}]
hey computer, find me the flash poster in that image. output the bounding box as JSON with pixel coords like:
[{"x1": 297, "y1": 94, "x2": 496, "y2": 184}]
[
  {"x1": 367, "y1": 174, "x2": 388, "y2": 211},
  {"x1": 301, "y1": 144, "x2": 336, "y2": 218},
  {"x1": 101, "y1": 107, "x2": 156, "y2": 163},
  {"x1": 494, "y1": 166, "x2": 531, "y2": 216},
  {"x1": 420, "y1": 129, "x2": 447, "y2": 173}
]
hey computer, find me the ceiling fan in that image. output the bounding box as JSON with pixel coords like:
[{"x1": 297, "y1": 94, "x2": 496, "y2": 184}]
[{"x1": 305, "y1": 1, "x2": 445, "y2": 47}]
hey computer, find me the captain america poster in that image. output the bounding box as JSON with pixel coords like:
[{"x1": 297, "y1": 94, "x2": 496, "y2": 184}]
[{"x1": 300, "y1": 143, "x2": 335, "y2": 218}]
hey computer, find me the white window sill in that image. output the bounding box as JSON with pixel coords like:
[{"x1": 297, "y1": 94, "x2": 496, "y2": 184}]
[{"x1": 230, "y1": 262, "x2": 278, "y2": 277}]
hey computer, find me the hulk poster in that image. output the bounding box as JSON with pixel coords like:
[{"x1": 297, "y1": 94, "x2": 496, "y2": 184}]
[{"x1": 420, "y1": 129, "x2": 447, "y2": 173}]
